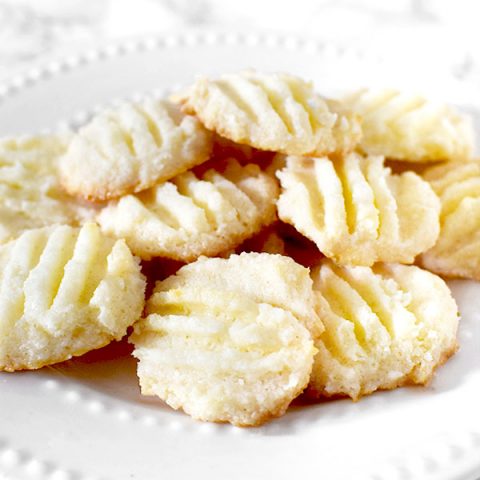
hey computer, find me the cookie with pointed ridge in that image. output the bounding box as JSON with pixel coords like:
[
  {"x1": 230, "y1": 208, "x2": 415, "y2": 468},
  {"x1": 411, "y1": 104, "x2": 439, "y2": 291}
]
[
  {"x1": 420, "y1": 162, "x2": 480, "y2": 279},
  {"x1": 0, "y1": 135, "x2": 96, "y2": 243},
  {"x1": 341, "y1": 88, "x2": 474, "y2": 162},
  {"x1": 130, "y1": 252, "x2": 321, "y2": 426},
  {"x1": 97, "y1": 158, "x2": 279, "y2": 261},
  {"x1": 180, "y1": 71, "x2": 361, "y2": 156},
  {"x1": 276, "y1": 153, "x2": 440, "y2": 265},
  {"x1": 59, "y1": 98, "x2": 213, "y2": 201},
  {"x1": 0, "y1": 223, "x2": 146, "y2": 371},
  {"x1": 308, "y1": 259, "x2": 458, "y2": 400}
]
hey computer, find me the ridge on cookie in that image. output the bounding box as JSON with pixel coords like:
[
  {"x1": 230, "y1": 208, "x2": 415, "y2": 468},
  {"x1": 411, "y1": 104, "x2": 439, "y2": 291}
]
[{"x1": 59, "y1": 98, "x2": 213, "y2": 201}]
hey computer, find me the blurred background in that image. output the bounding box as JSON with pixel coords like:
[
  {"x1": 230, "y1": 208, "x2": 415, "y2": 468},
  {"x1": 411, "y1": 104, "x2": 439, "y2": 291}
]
[{"x1": 0, "y1": 0, "x2": 479, "y2": 83}]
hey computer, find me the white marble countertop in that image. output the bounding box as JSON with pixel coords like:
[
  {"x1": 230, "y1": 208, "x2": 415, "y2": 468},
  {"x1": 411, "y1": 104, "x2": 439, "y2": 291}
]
[{"x1": 1, "y1": 0, "x2": 479, "y2": 83}]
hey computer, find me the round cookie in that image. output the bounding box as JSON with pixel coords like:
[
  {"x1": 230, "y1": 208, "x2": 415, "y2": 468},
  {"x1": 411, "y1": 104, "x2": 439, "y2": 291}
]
[
  {"x1": 341, "y1": 88, "x2": 474, "y2": 162},
  {"x1": 0, "y1": 223, "x2": 146, "y2": 371},
  {"x1": 130, "y1": 253, "x2": 321, "y2": 426},
  {"x1": 308, "y1": 259, "x2": 459, "y2": 400},
  {"x1": 180, "y1": 71, "x2": 361, "y2": 156},
  {"x1": 420, "y1": 161, "x2": 480, "y2": 279},
  {"x1": 0, "y1": 135, "x2": 97, "y2": 244},
  {"x1": 59, "y1": 98, "x2": 213, "y2": 201},
  {"x1": 276, "y1": 153, "x2": 440, "y2": 266},
  {"x1": 97, "y1": 157, "x2": 279, "y2": 261}
]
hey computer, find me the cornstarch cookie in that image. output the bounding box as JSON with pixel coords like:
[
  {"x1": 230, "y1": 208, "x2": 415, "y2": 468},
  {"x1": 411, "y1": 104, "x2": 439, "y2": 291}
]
[
  {"x1": 97, "y1": 158, "x2": 279, "y2": 261},
  {"x1": 341, "y1": 88, "x2": 474, "y2": 162},
  {"x1": 276, "y1": 153, "x2": 440, "y2": 265},
  {"x1": 130, "y1": 253, "x2": 321, "y2": 426},
  {"x1": 0, "y1": 135, "x2": 96, "y2": 244},
  {"x1": 0, "y1": 223, "x2": 146, "y2": 371},
  {"x1": 180, "y1": 71, "x2": 361, "y2": 156},
  {"x1": 420, "y1": 161, "x2": 480, "y2": 279},
  {"x1": 59, "y1": 98, "x2": 213, "y2": 201},
  {"x1": 308, "y1": 260, "x2": 459, "y2": 400}
]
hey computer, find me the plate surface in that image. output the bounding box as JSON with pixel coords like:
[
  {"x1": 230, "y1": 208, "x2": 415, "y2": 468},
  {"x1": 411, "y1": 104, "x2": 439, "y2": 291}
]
[{"x1": 0, "y1": 31, "x2": 479, "y2": 480}]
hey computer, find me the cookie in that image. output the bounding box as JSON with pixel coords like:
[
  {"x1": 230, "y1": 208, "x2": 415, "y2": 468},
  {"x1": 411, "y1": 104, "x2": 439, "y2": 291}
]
[
  {"x1": 97, "y1": 158, "x2": 279, "y2": 261},
  {"x1": 180, "y1": 71, "x2": 361, "y2": 156},
  {"x1": 308, "y1": 260, "x2": 459, "y2": 400},
  {"x1": 130, "y1": 253, "x2": 321, "y2": 426},
  {"x1": 59, "y1": 98, "x2": 213, "y2": 201},
  {"x1": 341, "y1": 88, "x2": 474, "y2": 162},
  {"x1": 0, "y1": 135, "x2": 96, "y2": 243},
  {"x1": 276, "y1": 153, "x2": 440, "y2": 265},
  {"x1": 0, "y1": 223, "x2": 146, "y2": 371},
  {"x1": 420, "y1": 162, "x2": 480, "y2": 279}
]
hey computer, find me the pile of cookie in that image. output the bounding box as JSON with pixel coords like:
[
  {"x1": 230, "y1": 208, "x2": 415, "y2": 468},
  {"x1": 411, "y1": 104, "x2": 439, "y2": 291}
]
[{"x1": 0, "y1": 71, "x2": 476, "y2": 426}]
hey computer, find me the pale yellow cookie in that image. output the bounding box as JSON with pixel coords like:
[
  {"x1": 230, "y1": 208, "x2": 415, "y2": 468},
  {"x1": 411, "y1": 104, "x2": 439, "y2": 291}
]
[
  {"x1": 420, "y1": 162, "x2": 480, "y2": 279},
  {"x1": 181, "y1": 71, "x2": 361, "y2": 156},
  {"x1": 0, "y1": 223, "x2": 146, "y2": 371},
  {"x1": 0, "y1": 135, "x2": 97, "y2": 243},
  {"x1": 308, "y1": 260, "x2": 458, "y2": 400},
  {"x1": 130, "y1": 253, "x2": 321, "y2": 426},
  {"x1": 97, "y1": 158, "x2": 279, "y2": 261},
  {"x1": 341, "y1": 88, "x2": 474, "y2": 162},
  {"x1": 276, "y1": 153, "x2": 440, "y2": 265},
  {"x1": 59, "y1": 98, "x2": 213, "y2": 201}
]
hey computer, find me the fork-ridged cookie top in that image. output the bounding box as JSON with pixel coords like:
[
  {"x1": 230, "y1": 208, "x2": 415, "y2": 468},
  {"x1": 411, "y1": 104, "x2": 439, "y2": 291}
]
[
  {"x1": 0, "y1": 135, "x2": 97, "y2": 243},
  {"x1": 341, "y1": 88, "x2": 474, "y2": 162},
  {"x1": 130, "y1": 253, "x2": 321, "y2": 426},
  {"x1": 182, "y1": 71, "x2": 362, "y2": 156},
  {"x1": 308, "y1": 260, "x2": 458, "y2": 400},
  {"x1": 0, "y1": 223, "x2": 146, "y2": 371},
  {"x1": 276, "y1": 153, "x2": 440, "y2": 265},
  {"x1": 59, "y1": 99, "x2": 213, "y2": 201},
  {"x1": 155, "y1": 253, "x2": 322, "y2": 335},
  {"x1": 420, "y1": 162, "x2": 480, "y2": 279},
  {"x1": 97, "y1": 158, "x2": 279, "y2": 261}
]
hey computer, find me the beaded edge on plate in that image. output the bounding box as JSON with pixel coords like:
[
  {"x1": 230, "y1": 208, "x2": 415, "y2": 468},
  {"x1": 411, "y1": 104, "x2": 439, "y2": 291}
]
[
  {"x1": 0, "y1": 30, "x2": 387, "y2": 103},
  {"x1": 0, "y1": 30, "x2": 478, "y2": 480}
]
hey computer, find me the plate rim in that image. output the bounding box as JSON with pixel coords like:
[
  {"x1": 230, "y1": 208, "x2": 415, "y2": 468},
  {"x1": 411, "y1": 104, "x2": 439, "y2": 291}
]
[{"x1": 0, "y1": 30, "x2": 479, "y2": 480}]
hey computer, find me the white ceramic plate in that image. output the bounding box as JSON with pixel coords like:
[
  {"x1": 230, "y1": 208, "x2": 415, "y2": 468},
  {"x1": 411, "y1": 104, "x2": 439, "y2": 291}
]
[{"x1": 0, "y1": 31, "x2": 479, "y2": 480}]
